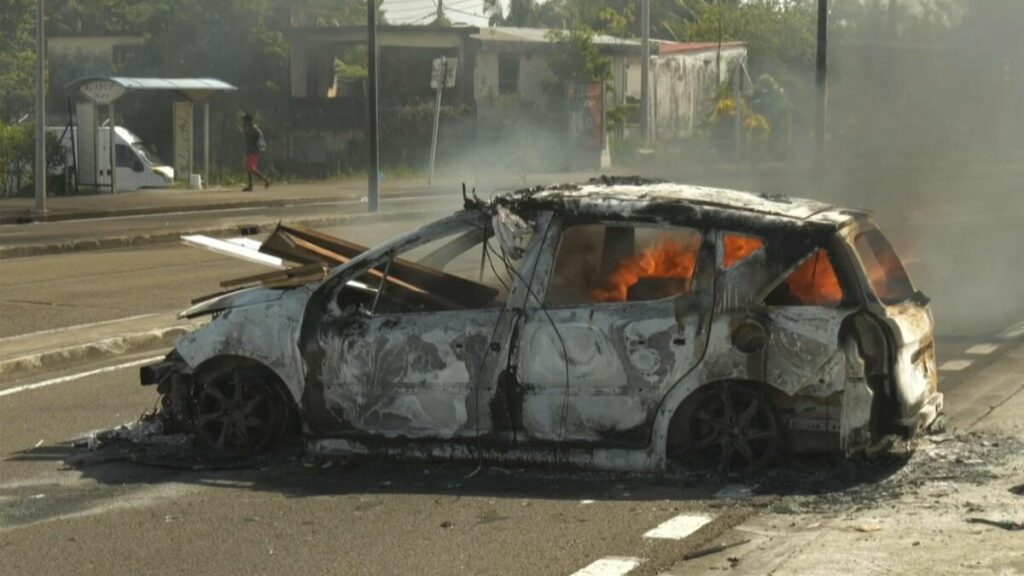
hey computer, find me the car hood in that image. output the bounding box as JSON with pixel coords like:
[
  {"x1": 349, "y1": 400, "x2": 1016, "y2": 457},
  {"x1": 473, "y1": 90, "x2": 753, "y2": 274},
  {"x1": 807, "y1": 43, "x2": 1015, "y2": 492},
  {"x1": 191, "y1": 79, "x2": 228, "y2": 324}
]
[{"x1": 179, "y1": 287, "x2": 289, "y2": 319}]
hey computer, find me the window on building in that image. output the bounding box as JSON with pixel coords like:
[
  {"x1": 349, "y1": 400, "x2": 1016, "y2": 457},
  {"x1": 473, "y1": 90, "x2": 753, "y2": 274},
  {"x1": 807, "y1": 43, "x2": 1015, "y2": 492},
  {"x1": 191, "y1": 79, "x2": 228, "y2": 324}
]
[
  {"x1": 546, "y1": 224, "x2": 702, "y2": 307},
  {"x1": 498, "y1": 53, "x2": 519, "y2": 95}
]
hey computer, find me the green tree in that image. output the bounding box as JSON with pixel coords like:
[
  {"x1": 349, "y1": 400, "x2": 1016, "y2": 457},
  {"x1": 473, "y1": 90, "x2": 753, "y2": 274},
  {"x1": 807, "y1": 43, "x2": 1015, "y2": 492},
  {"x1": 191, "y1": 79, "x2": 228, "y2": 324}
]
[
  {"x1": 680, "y1": 2, "x2": 815, "y2": 74},
  {"x1": 0, "y1": 0, "x2": 38, "y2": 122},
  {"x1": 545, "y1": 25, "x2": 613, "y2": 83}
]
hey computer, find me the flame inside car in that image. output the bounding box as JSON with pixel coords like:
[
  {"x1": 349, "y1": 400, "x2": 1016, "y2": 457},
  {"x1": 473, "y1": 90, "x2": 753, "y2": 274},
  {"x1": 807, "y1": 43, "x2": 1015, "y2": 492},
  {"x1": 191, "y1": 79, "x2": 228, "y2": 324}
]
[
  {"x1": 777, "y1": 249, "x2": 844, "y2": 306},
  {"x1": 591, "y1": 234, "x2": 700, "y2": 302}
]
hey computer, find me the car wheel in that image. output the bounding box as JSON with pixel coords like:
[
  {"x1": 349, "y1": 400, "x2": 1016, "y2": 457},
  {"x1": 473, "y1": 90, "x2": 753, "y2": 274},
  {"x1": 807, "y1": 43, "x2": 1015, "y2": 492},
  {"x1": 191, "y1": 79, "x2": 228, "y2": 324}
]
[
  {"x1": 194, "y1": 367, "x2": 287, "y2": 458},
  {"x1": 672, "y1": 382, "x2": 784, "y2": 471}
]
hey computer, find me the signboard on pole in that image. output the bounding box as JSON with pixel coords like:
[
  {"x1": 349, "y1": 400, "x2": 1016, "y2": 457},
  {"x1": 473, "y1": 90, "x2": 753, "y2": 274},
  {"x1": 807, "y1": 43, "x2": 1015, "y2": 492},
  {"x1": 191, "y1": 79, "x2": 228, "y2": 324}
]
[
  {"x1": 172, "y1": 102, "x2": 194, "y2": 183},
  {"x1": 428, "y1": 57, "x2": 458, "y2": 185},
  {"x1": 566, "y1": 81, "x2": 604, "y2": 150},
  {"x1": 430, "y1": 57, "x2": 458, "y2": 89},
  {"x1": 78, "y1": 80, "x2": 126, "y2": 105}
]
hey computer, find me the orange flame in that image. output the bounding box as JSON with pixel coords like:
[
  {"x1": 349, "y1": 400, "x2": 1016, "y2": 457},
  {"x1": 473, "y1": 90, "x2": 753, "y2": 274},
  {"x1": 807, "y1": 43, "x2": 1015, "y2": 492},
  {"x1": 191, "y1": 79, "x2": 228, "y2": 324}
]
[
  {"x1": 590, "y1": 235, "x2": 700, "y2": 302},
  {"x1": 723, "y1": 234, "x2": 763, "y2": 268},
  {"x1": 784, "y1": 250, "x2": 843, "y2": 306}
]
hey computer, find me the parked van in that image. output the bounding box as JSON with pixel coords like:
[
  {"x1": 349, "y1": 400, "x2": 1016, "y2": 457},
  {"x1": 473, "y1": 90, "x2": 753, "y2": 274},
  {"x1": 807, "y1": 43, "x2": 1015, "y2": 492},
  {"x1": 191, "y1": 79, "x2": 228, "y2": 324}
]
[{"x1": 50, "y1": 125, "x2": 175, "y2": 193}]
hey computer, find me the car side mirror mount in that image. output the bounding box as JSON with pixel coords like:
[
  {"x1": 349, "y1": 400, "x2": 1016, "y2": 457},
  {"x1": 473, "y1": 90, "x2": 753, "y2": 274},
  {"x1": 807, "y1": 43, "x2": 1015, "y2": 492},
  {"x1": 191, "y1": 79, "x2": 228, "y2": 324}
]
[
  {"x1": 911, "y1": 290, "x2": 930, "y2": 306},
  {"x1": 132, "y1": 160, "x2": 144, "y2": 173}
]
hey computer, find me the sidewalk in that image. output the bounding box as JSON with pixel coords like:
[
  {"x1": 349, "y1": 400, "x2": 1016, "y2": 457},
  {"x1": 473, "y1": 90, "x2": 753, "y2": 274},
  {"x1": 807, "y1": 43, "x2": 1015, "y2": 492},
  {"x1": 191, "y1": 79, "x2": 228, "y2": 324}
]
[
  {"x1": 0, "y1": 172, "x2": 600, "y2": 225},
  {"x1": 0, "y1": 312, "x2": 205, "y2": 384}
]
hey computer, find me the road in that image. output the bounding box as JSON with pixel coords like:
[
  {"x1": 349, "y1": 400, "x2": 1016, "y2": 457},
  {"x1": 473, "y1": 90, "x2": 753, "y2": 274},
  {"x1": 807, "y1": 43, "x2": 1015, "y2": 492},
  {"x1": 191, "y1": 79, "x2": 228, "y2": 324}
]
[{"x1": 1, "y1": 183, "x2": 1022, "y2": 575}]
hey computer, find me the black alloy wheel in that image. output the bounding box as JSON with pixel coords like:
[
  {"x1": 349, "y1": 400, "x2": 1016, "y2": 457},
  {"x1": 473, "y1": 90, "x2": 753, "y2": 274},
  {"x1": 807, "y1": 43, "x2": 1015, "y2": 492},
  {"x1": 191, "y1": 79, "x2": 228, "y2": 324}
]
[
  {"x1": 687, "y1": 382, "x2": 783, "y2": 471},
  {"x1": 194, "y1": 368, "x2": 286, "y2": 458}
]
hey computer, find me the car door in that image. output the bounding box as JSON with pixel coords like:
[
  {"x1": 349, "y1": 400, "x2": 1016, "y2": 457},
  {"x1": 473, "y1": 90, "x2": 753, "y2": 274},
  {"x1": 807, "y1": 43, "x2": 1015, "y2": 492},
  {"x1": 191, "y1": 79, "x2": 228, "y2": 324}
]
[
  {"x1": 513, "y1": 218, "x2": 714, "y2": 446},
  {"x1": 301, "y1": 212, "x2": 530, "y2": 440}
]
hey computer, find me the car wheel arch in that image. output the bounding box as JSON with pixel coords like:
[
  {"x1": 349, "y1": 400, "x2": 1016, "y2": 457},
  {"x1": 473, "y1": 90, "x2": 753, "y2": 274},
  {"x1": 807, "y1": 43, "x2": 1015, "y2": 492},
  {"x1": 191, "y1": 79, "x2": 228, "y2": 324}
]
[{"x1": 193, "y1": 355, "x2": 303, "y2": 434}]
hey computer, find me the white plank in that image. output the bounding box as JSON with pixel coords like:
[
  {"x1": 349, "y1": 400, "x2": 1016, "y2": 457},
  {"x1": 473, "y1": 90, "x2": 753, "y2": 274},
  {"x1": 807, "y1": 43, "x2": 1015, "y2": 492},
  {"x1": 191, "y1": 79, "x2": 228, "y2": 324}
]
[
  {"x1": 181, "y1": 234, "x2": 285, "y2": 269},
  {"x1": 225, "y1": 237, "x2": 265, "y2": 251}
]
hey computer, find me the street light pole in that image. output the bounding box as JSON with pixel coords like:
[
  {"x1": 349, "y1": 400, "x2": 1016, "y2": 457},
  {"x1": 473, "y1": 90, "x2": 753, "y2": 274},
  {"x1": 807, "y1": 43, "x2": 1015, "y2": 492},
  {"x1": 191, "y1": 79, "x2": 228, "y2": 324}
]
[
  {"x1": 366, "y1": 0, "x2": 380, "y2": 212},
  {"x1": 639, "y1": 0, "x2": 651, "y2": 143},
  {"x1": 814, "y1": 0, "x2": 828, "y2": 172},
  {"x1": 34, "y1": 0, "x2": 46, "y2": 214}
]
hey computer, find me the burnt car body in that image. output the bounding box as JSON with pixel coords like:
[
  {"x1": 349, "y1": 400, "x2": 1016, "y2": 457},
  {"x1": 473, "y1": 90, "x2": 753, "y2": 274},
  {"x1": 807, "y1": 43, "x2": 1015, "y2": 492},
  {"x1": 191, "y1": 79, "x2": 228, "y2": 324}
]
[{"x1": 142, "y1": 179, "x2": 942, "y2": 470}]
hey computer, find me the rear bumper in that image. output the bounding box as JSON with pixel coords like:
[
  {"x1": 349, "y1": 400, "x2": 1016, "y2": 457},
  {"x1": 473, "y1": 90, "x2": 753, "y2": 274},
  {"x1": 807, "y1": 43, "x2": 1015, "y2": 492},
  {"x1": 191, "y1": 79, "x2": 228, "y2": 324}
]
[{"x1": 901, "y1": 389, "x2": 944, "y2": 438}]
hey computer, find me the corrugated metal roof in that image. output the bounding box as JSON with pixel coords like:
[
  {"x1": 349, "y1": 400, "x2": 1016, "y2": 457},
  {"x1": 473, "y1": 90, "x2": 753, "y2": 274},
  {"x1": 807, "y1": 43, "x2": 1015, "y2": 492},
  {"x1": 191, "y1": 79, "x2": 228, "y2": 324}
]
[
  {"x1": 107, "y1": 77, "x2": 237, "y2": 91},
  {"x1": 66, "y1": 76, "x2": 236, "y2": 93},
  {"x1": 472, "y1": 26, "x2": 642, "y2": 48},
  {"x1": 656, "y1": 41, "x2": 746, "y2": 55}
]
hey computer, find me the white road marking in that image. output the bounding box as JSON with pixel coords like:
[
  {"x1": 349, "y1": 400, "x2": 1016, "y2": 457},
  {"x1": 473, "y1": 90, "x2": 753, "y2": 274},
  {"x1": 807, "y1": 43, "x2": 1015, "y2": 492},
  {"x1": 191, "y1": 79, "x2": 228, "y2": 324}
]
[
  {"x1": 939, "y1": 360, "x2": 973, "y2": 372},
  {"x1": 570, "y1": 557, "x2": 642, "y2": 576},
  {"x1": 966, "y1": 343, "x2": 1000, "y2": 355},
  {"x1": 0, "y1": 356, "x2": 164, "y2": 398},
  {"x1": 1001, "y1": 321, "x2": 1024, "y2": 339},
  {"x1": 643, "y1": 513, "x2": 713, "y2": 540}
]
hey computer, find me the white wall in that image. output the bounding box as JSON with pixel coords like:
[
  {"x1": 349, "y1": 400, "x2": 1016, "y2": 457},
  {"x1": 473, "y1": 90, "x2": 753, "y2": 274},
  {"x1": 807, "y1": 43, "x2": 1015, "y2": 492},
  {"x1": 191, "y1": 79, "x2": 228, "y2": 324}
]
[{"x1": 650, "y1": 47, "x2": 747, "y2": 140}]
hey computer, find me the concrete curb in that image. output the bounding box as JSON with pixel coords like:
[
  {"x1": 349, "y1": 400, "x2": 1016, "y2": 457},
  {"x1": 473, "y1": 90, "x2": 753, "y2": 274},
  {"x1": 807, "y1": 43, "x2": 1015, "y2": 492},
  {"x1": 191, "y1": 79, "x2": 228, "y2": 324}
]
[
  {"x1": 0, "y1": 324, "x2": 195, "y2": 383},
  {"x1": 0, "y1": 195, "x2": 343, "y2": 225},
  {"x1": 0, "y1": 185, "x2": 461, "y2": 226},
  {"x1": 0, "y1": 207, "x2": 446, "y2": 260}
]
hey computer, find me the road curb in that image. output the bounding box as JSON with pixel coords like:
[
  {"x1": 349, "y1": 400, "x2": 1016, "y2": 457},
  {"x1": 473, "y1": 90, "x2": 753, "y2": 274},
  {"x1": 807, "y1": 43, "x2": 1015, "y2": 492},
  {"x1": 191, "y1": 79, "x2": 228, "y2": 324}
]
[
  {"x1": 0, "y1": 185, "x2": 463, "y2": 226},
  {"x1": 0, "y1": 207, "x2": 444, "y2": 260},
  {"x1": 0, "y1": 323, "x2": 198, "y2": 383}
]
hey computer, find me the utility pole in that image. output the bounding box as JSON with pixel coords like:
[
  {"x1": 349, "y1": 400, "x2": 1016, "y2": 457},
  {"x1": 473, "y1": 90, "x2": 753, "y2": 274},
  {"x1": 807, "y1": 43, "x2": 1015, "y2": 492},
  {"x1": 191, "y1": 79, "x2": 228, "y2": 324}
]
[
  {"x1": 34, "y1": 0, "x2": 46, "y2": 214},
  {"x1": 639, "y1": 0, "x2": 650, "y2": 143},
  {"x1": 366, "y1": 0, "x2": 380, "y2": 212},
  {"x1": 436, "y1": 0, "x2": 444, "y2": 22},
  {"x1": 814, "y1": 0, "x2": 828, "y2": 173}
]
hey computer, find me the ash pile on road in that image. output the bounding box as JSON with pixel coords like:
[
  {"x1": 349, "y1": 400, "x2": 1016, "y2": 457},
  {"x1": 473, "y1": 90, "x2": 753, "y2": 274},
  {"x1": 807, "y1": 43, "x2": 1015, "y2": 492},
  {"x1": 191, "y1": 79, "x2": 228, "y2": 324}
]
[{"x1": 753, "y1": 431, "x2": 1023, "y2": 514}]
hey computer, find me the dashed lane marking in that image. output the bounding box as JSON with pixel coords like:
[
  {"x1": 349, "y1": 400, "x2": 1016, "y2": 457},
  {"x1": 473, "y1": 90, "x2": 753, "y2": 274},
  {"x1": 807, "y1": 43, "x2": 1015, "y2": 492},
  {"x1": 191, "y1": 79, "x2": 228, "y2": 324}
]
[
  {"x1": 643, "y1": 513, "x2": 713, "y2": 540},
  {"x1": 0, "y1": 355, "x2": 164, "y2": 398},
  {"x1": 939, "y1": 360, "x2": 973, "y2": 372},
  {"x1": 1001, "y1": 322, "x2": 1024, "y2": 339},
  {"x1": 966, "y1": 343, "x2": 1000, "y2": 355},
  {"x1": 570, "y1": 557, "x2": 642, "y2": 576}
]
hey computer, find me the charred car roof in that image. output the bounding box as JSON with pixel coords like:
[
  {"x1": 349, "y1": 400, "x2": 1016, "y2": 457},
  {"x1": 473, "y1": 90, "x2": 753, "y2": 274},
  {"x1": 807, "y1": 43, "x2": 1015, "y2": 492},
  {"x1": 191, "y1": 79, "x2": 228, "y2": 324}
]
[{"x1": 494, "y1": 177, "x2": 864, "y2": 235}]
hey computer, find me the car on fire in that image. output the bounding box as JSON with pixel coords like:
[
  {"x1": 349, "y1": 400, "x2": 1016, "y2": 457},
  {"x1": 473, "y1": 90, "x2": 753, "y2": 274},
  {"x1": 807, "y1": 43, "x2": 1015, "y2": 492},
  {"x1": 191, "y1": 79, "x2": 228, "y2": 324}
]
[{"x1": 141, "y1": 178, "x2": 942, "y2": 470}]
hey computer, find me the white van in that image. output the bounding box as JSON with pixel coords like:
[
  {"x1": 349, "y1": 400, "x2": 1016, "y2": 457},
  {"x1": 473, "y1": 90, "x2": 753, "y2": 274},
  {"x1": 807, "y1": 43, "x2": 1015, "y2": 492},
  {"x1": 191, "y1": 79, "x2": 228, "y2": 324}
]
[{"x1": 50, "y1": 125, "x2": 175, "y2": 192}]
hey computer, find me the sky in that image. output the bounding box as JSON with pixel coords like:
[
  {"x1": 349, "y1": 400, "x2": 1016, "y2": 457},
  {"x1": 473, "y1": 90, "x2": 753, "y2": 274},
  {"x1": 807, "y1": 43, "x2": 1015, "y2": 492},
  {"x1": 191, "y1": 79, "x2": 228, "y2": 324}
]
[{"x1": 381, "y1": 0, "x2": 491, "y2": 26}]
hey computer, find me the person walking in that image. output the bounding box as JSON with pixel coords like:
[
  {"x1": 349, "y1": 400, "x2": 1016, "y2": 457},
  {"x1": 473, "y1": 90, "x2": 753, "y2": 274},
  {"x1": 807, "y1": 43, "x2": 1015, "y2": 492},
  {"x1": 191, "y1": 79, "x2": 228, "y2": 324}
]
[{"x1": 242, "y1": 113, "x2": 271, "y2": 191}]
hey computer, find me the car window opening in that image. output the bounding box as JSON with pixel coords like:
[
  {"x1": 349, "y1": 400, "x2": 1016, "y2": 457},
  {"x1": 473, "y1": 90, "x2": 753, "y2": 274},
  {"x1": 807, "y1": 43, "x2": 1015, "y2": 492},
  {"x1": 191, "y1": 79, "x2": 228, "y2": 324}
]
[
  {"x1": 854, "y1": 229, "x2": 915, "y2": 305},
  {"x1": 722, "y1": 233, "x2": 764, "y2": 268},
  {"x1": 340, "y1": 225, "x2": 523, "y2": 315},
  {"x1": 765, "y1": 249, "x2": 844, "y2": 307},
  {"x1": 547, "y1": 224, "x2": 701, "y2": 306}
]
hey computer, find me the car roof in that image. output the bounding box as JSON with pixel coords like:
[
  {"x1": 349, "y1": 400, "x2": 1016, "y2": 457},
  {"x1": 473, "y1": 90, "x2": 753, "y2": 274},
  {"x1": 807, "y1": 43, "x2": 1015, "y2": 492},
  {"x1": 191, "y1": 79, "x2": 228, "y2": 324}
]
[{"x1": 495, "y1": 178, "x2": 863, "y2": 234}]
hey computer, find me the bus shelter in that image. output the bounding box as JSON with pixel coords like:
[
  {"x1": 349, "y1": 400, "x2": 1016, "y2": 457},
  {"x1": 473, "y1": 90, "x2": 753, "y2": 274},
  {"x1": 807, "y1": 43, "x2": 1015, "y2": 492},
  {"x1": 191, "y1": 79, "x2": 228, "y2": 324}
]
[{"x1": 65, "y1": 76, "x2": 236, "y2": 192}]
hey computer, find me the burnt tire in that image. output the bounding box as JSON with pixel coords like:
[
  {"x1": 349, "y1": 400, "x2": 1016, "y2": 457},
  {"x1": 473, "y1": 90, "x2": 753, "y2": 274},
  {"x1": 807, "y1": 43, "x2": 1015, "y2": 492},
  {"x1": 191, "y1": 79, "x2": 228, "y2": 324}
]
[
  {"x1": 194, "y1": 366, "x2": 289, "y2": 459},
  {"x1": 669, "y1": 381, "x2": 784, "y2": 471}
]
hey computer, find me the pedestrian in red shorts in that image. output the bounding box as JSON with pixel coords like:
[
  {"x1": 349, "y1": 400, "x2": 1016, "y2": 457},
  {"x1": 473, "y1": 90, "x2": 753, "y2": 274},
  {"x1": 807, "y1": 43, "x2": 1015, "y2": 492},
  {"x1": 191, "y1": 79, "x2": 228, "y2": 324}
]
[{"x1": 242, "y1": 113, "x2": 271, "y2": 191}]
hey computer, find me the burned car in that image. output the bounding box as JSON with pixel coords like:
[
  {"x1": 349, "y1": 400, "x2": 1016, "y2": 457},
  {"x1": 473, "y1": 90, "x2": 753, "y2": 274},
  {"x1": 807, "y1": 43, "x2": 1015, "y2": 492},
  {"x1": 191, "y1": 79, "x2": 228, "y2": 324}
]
[{"x1": 141, "y1": 178, "x2": 942, "y2": 470}]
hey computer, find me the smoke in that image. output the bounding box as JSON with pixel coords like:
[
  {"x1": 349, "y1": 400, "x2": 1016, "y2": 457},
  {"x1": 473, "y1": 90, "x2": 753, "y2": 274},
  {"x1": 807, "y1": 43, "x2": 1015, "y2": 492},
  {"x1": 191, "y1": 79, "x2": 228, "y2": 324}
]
[{"x1": 637, "y1": 0, "x2": 1024, "y2": 336}]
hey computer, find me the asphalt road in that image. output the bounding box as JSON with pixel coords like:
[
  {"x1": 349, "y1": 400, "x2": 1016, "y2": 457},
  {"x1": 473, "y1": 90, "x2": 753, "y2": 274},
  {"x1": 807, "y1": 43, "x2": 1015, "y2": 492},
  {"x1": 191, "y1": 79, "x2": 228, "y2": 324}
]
[
  {"x1": 0, "y1": 206, "x2": 451, "y2": 338},
  {"x1": 1, "y1": 174, "x2": 1022, "y2": 575}
]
